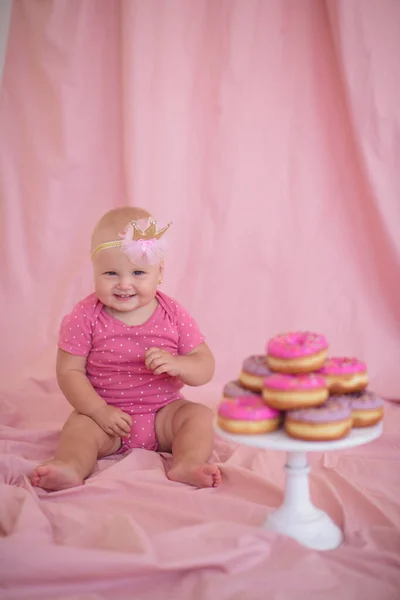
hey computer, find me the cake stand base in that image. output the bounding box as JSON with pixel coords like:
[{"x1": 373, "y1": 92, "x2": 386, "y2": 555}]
[
  {"x1": 263, "y1": 450, "x2": 343, "y2": 550},
  {"x1": 265, "y1": 505, "x2": 343, "y2": 551}
]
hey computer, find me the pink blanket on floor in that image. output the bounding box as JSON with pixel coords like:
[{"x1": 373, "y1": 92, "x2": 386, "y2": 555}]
[{"x1": 1, "y1": 381, "x2": 399, "y2": 600}]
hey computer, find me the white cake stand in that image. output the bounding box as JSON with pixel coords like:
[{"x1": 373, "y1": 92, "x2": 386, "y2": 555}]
[{"x1": 215, "y1": 420, "x2": 383, "y2": 551}]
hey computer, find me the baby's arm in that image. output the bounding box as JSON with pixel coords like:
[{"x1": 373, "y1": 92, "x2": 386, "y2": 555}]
[
  {"x1": 145, "y1": 342, "x2": 215, "y2": 386},
  {"x1": 175, "y1": 343, "x2": 215, "y2": 386},
  {"x1": 56, "y1": 349, "x2": 132, "y2": 437},
  {"x1": 145, "y1": 298, "x2": 214, "y2": 386},
  {"x1": 57, "y1": 349, "x2": 105, "y2": 415}
]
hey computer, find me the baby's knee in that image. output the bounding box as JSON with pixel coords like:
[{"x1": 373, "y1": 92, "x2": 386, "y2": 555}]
[
  {"x1": 62, "y1": 411, "x2": 105, "y2": 439},
  {"x1": 179, "y1": 402, "x2": 214, "y2": 425},
  {"x1": 63, "y1": 411, "x2": 93, "y2": 429},
  {"x1": 61, "y1": 411, "x2": 117, "y2": 454}
]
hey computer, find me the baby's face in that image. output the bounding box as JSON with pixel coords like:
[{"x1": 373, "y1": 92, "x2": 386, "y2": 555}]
[{"x1": 92, "y1": 247, "x2": 162, "y2": 315}]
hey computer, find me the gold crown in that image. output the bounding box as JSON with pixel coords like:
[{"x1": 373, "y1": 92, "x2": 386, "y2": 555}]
[{"x1": 130, "y1": 218, "x2": 172, "y2": 241}]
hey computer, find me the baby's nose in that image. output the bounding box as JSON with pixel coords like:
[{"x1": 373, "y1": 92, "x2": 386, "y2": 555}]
[{"x1": 118, "y1": 278, "x2": 134, "y2": 290}]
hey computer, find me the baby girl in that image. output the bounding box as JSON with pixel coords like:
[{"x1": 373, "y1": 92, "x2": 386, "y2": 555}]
[{"x1": 31, "y1": 206, "x2": 221, "y2": 490}]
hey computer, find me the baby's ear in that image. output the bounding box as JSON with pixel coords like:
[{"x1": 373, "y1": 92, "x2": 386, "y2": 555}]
[{"x1": 157, "y1": 261, "x2": 164, "y2": 283}]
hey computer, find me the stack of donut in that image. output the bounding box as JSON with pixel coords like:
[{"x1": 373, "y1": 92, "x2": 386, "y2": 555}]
[{"x1": 217, "y1": 331, "x2": 384, "y2": 441}]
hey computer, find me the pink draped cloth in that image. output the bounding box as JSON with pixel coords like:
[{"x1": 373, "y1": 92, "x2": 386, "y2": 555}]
[{"x1": 0, "y1": 1, "x2": 399, "y2": 598}]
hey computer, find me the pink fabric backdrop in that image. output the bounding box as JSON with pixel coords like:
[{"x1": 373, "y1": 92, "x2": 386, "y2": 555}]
[
  {"x1": 0, "y1": 0, "x2": 399, "y2": 397},
  {"x1": 1, "y1": 1, "x2": 400, "y2": 599}
]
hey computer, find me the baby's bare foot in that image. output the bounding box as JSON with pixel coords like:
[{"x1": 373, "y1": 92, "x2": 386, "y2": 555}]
[
  {"x1": 30, "y1": 461, "x2": 83, "y2": 491},
  {"x1": 167, "y1": 461, "x2": 221, "y2": 488}
]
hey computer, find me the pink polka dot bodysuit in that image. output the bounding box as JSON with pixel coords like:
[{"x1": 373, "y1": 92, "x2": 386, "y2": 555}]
[{"x1": 58, "y1": 291, "x2": 204, "y2": 452}]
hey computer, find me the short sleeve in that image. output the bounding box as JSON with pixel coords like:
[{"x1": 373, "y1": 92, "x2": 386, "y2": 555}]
[
  {"x1": 176, "y1": 304, "x2": 205, "y2": 355},
  {"x1": 58, "y1": 300, "x2": 94, "y2": 357}
]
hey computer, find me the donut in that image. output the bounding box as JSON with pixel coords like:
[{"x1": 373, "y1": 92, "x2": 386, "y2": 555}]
[
  {"x1": 222, "y1": 380, "x2": 260, "y2": 400},
  {"x1": 318, "y1": 357, "x2": 368, "y2": 394},
  {"x1": 262, "y1": 373, "x2": 328, "y2": 410},
  {"x1": 266, "y1": 331, "x2": 328, "y2": 374},
  {"x1": 239, "y1": 355, "x2": 272, "y2": 391},
  {"x1": 217, "y1": 396, "x2": 281, "y2": 434},
  {"x1": 284, "y1": 399, "x2": 353, "y2": 441},
  {"x1": 338, "y1": 391, "x2": 384, "y2": 428}
]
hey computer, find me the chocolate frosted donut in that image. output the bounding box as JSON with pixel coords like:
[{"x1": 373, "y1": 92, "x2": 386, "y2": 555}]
[
  {"x1": 223, "y1": 380, "x2": 260, "y2": 398},
  {"x1": 239, "y1": 355, "x2": 272, "y2": 392},
  {"x1": 337, "y1": 391, "x2": 383, "y2": 427},
  {"x1": 285, "y1": 398, "x2": 352, "y2": 441}
]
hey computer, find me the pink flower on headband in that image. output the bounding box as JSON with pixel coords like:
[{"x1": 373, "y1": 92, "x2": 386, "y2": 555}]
[{"x1": 119, "y1": 218, "x2": 171, "y2": 266}]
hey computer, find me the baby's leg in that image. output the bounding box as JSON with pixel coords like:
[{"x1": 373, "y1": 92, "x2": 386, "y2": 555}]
[
  {"x1": 156, "y1": 400, "x2": 221, "y2": 488},
  {"x1": 31, "y1": 411, "x2": 120, "y2": 491}
]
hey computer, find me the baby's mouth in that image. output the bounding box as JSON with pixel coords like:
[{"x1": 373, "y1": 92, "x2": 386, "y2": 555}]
[{"x1": 114, "y1": 293, "x2": 136, "y2": 301}]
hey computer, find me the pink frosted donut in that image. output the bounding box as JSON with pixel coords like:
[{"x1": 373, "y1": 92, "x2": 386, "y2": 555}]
[
  {"x1": 217, "y1": 396, "x2": 281, "y2": 434},
  {"x1": 318, "y1": 357, "x2": 368, "y2": 394},
  {"x1": 336, "y1": 391, "x2": 383, "y2": 428},
  {"x1": 239, "y1": 355, "x2": 272, "y2": 391},
  {"x1": 285, "y1": 398, "x2": 353, "y2": 441},
  {"x1": 266, "y1": 331, "x2": 328, "y2": 374},
  {"x1": 263, "y1": 373, "x2": 328, "y2": 410}
]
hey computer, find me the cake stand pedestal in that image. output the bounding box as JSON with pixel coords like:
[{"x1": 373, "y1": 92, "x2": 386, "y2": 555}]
[{"x1": 215, "y1": 421, "x2": 382, "y2": 551}]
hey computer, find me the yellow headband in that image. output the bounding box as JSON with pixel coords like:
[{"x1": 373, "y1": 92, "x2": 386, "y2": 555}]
[{"x1": 91, "y1": 240, "x2": 124, "y2": 259}]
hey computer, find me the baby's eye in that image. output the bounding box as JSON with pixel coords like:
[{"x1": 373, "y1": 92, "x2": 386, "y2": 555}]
[
  {"x1": 104, "y1": 271, "x2": 117, "y2": 276},
  {"x1": 133, "y1": 270, "x2": 145, "y2": 276}
]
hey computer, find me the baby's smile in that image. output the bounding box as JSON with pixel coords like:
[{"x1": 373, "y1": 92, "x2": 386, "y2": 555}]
[{"x1": 113, "y1": 292, "x2": 137, "y2": 302}]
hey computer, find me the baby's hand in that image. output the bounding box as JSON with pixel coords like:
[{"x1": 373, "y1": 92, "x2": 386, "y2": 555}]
[
  {"x1": 145, "y1": 347, "x2": 181, "y2": 377},
  {"x1": 91, "y1": 405, "x2": 132, "y2": 438}
]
